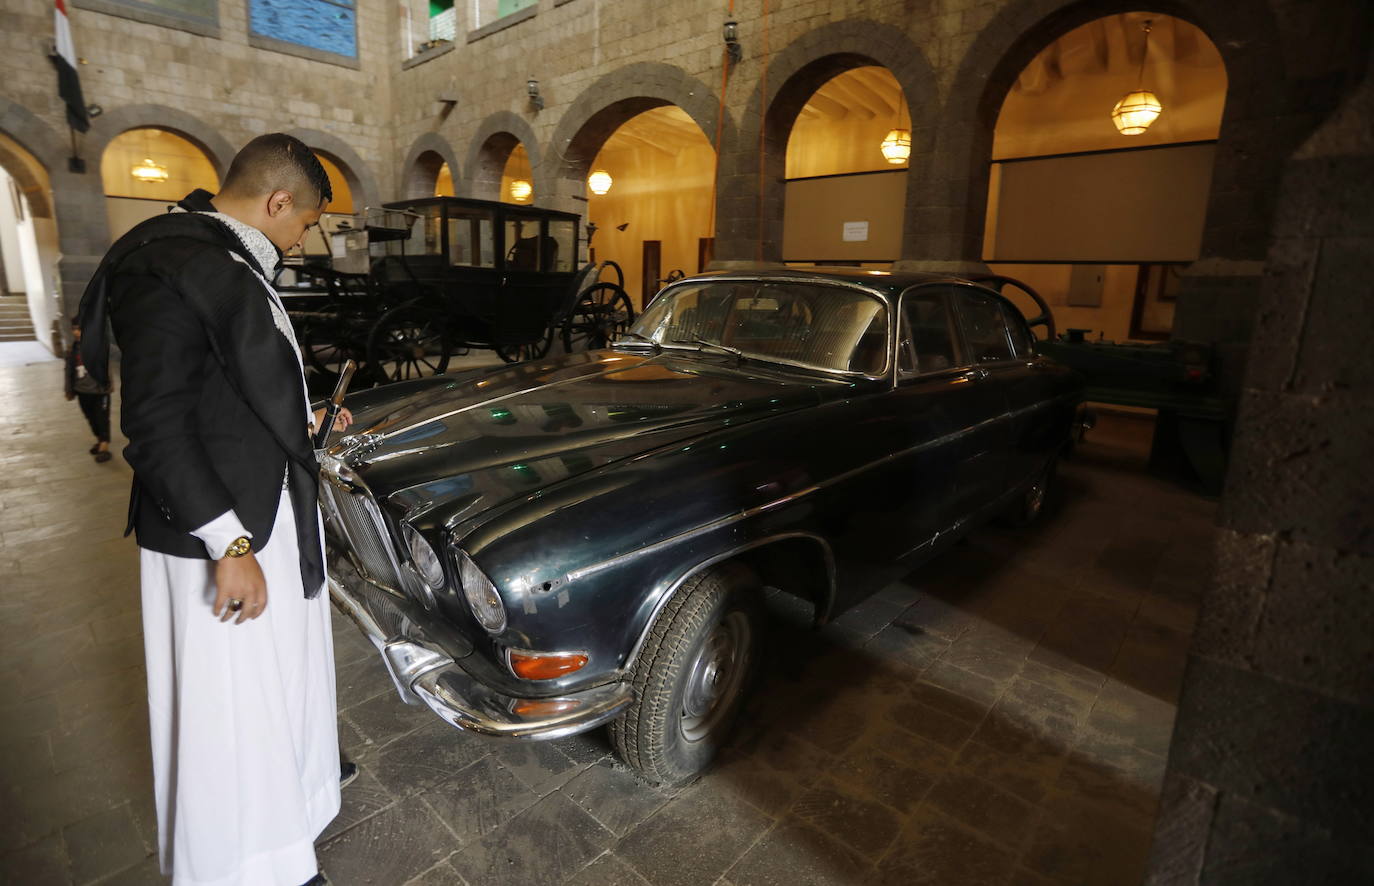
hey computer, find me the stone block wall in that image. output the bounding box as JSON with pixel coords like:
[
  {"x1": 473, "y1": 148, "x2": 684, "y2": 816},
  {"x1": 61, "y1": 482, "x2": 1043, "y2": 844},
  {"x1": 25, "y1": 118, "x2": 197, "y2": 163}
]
[{"x1": 1143, "y1": 39, "x2": 1374, "y2": 884}]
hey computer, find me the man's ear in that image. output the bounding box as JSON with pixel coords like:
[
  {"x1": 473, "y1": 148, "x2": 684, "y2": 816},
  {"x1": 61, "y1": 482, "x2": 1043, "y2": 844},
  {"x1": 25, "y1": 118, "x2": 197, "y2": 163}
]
[{"x1": 267, "y1": 189, "x2": 295, "y2": 218}]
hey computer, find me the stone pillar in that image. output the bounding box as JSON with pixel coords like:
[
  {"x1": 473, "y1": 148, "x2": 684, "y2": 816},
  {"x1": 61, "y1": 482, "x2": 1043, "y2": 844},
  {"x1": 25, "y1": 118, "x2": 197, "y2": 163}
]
[{"x1": 1143, "y1": 36, "x2": 1374, "y2": 884}]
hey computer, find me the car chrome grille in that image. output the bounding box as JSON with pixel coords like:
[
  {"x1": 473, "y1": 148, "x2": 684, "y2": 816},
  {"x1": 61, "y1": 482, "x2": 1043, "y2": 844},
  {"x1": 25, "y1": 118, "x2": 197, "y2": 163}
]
[
  {"x1": 321, "y1": 478, "x2": 402, "y2": 590},
  {"x1": 346, "y1": 569, "x2": 414, "y2": 642}
]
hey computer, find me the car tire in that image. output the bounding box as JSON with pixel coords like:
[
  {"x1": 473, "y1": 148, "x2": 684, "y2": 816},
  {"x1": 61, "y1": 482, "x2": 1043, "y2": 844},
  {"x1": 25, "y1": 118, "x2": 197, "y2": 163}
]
[{"x1": 610, "y1": 564, "x2": 759, "y2": 787}]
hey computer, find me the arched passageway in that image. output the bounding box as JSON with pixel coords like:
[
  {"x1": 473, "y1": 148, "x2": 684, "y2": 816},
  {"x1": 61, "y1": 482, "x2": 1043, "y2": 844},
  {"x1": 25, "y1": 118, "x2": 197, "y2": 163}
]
[
  {"x1": 401, "y1": 134, "x2": 461, "y2": 199},
  {"x1": 583, "y1": 105, "x2": 716, "y2": 308},
  {"x1": 782, "y1": 65, "x2": 911, "y2": 269},
  {"x1": 0, "y1": 133, "x2": 62, "y2": 351},
  {"x1": 470, "y1": 131, "x2": 535, "y2": 204},
  {"x1": 981, "y1": 12, "x2": 1227, "y2": 343},
  {"x1": 100, "y1": 127, "x2": 220, "y2": 241},
  {"x1": 714, "y1": 21, "x2": 936, "y2": 266}
]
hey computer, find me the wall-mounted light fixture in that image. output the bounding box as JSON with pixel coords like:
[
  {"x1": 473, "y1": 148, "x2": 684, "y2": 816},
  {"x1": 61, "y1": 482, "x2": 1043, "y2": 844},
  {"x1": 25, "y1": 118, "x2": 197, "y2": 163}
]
[
  {"x1": 130, "y1": 157, "x2": 168, "y2": 183},
  {"x1": 723, "y1": 20, "x2": 742, "y2": 65},
  {"x1": 1111, "y1": 20, "x2": 1163, "y2": 135},
  {"x1": 509, "y1": 179, "x2": 532, "y2": 202},
  {"x1": 587, "y1": 169, "x2": 613, "y2": 195},
  {"x1": 527, "y1": 78, "x2": 544, "y2": 112}
]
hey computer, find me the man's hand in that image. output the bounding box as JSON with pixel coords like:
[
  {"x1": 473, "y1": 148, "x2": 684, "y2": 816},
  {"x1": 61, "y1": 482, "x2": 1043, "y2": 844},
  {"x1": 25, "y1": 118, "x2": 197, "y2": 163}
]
[
  {"x1": 65, "y1": 392, "x2": 75, "y2": 401},
  {"x1": 311, "y1": 407, "x2": 354, "y2": 434},
  {"x1": 213, "y1": 553, "x2": 268, "y2": 624}
]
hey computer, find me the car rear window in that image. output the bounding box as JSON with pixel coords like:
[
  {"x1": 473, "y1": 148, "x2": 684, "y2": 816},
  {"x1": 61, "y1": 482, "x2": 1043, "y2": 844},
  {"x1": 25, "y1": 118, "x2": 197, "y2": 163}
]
[{"x1": 955, "y1": 289, "x2": 1014, "y2": 363}]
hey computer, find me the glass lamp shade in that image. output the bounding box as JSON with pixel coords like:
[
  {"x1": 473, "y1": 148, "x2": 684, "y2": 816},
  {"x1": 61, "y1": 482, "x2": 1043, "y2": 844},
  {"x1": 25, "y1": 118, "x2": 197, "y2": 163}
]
[
  {"x1": 879, "y1": 129, "x2": 911, "y2": 165},
  {"x1": 131, "y1": 157, "x2": 169, "y2": 183},
  {"x1": 509, "y1": 179, "x2": 533, "y2": 201},
  {"x1": 587, "y1": 169, "x2": 613, "y2": 195},
  {"x1": 1111, "y1": 90, "x2": 1163, "y2": 135}
]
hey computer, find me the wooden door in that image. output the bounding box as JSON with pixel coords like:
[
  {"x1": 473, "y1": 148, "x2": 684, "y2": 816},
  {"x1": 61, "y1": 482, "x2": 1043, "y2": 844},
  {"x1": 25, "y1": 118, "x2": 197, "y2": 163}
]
[{"x1": 641, "y1": 240, "x2": 662, "y2": 304}]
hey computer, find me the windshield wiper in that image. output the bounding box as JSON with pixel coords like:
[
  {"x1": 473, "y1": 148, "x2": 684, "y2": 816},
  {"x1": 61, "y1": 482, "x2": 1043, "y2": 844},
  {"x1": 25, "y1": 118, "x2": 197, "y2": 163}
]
[{"x1": 669, "y1": 338, "x2": 744, "y2": 360}]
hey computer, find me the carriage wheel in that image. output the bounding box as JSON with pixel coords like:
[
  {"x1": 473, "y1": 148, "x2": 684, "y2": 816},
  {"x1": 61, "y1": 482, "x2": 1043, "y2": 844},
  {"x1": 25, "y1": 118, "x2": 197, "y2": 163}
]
[
  {"x1": 562, "y1": 283, "x2": 635, "y2": 353},
  {"x1": 494, "y1": 325, "x2": 555, "y2": 364},
  {"x1": 301, "y1": 315, "x2": 369, "y2": 387},
  {"x1": 602, "y1": 260, "x2": 625, "y2": 291},
  {"x1": 367, "y1": 304, "x2": 452, "y2": 383}
]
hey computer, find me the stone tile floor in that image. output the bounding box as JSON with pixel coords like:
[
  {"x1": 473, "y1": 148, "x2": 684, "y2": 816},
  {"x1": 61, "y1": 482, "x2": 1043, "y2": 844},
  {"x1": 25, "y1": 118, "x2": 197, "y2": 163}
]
[{"x1": 0, "y1": 351, "x2": 1216, "y2": 885}]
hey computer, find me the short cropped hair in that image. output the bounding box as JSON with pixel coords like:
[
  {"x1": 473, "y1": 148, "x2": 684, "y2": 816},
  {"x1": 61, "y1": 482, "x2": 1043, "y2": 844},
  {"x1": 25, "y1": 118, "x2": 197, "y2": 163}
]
[{"x1": 220, "y1": 133, "x2": 333, "y2": 207}]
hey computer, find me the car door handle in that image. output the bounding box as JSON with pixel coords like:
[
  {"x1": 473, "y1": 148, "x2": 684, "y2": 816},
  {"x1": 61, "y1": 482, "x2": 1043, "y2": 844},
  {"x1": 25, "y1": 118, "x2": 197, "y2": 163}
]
[{"x1": 961, "y1": 368, "x2": 989, "y2": 381}]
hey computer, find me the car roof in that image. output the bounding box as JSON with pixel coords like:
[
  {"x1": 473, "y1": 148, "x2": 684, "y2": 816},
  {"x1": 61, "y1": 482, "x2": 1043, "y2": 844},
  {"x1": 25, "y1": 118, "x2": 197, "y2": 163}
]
[{"x1": 678, "y1": 266, "x2": 984, "y2": 300}]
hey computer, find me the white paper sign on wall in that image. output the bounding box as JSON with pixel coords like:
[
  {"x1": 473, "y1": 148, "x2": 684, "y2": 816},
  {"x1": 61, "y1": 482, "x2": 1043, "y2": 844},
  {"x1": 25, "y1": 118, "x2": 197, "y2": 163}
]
[{"x1": 842, "y1": 221, "x2": 869, "y2": 242}]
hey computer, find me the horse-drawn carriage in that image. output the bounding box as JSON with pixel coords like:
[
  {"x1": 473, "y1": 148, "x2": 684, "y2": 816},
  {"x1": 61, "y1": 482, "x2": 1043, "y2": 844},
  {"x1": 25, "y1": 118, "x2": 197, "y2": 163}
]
[{"x1": 279, "y1": 197, "x2": 634, "y2": 389}]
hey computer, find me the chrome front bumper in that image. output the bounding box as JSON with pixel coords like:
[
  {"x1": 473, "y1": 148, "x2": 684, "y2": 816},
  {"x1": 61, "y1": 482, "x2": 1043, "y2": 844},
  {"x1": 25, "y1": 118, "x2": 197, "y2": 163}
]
[{"x1": 327, "y1": 552, "x2": 633, "y2": 741}]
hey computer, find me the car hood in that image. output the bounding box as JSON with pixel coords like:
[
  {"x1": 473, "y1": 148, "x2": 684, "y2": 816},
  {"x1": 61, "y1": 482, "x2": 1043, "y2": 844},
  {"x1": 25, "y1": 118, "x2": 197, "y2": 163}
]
[{"x1": 336, "y1": 349, "x2": 858, "y2": 528}]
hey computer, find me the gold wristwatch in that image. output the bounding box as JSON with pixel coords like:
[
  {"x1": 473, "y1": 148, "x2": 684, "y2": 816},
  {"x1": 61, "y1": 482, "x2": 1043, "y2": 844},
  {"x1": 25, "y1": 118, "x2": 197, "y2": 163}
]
[{"x1": 223, "y1": 536, "x2": 252, "y2": 558}]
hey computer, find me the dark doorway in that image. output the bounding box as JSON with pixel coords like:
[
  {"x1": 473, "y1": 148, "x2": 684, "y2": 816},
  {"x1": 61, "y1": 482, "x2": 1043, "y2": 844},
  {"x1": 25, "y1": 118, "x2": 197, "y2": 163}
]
[{"x1": 642, "y1": 240, "x2": 662, "y2": 304}]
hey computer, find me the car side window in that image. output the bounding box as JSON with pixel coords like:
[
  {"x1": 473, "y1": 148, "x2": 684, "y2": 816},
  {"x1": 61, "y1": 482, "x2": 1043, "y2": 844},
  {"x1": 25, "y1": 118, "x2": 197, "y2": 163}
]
[
  {"x1": 899, "y1": 291, "x2": 958, "y2": 375},
  {"x1": 954, "y1": 289, "x2": 1014, "y2": 363},
  {"x1": 1002, "y1": 304, "x2": 1034, "y2": 357}
]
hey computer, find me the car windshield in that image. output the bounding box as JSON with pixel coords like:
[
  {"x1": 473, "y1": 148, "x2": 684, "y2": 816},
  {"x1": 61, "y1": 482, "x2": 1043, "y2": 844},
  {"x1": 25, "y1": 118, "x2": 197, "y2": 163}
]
[{"x1": 629, "y1": 281, "x2": 890, "y2": 375}]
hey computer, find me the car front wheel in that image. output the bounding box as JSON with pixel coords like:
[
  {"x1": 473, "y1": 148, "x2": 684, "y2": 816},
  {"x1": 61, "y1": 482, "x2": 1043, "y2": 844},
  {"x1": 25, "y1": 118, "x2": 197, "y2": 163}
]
[{"x1": 610, "y1": 564, "x2": 758, "y2": 786}]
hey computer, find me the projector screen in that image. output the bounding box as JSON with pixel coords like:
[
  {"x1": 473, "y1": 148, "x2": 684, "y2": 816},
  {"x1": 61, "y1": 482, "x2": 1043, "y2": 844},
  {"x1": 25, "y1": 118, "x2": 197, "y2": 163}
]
[
  {"x1": 984, "y1": 142, "x2": 1216, "y2": 263},
  {"x1": 783, "y1": 170, "x2": 906, "y2": 263}
]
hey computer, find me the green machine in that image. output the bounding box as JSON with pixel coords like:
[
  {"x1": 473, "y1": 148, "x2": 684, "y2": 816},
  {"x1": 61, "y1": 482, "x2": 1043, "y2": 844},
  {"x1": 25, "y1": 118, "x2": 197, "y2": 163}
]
[{"x1": 973, "y1": 275, "x2": 1231, "y2": 495}]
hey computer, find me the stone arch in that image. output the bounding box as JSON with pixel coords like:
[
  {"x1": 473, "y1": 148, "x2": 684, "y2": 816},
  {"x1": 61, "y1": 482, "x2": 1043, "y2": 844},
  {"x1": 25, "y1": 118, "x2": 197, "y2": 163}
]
[
  {"x1": 0, "y1": 97, "x2": 64, "y2": 219},
  {"x1": 0, "y1": 96, "x2": 65, "y2": 169},
  {"x1": 284, "y1": 127, "x2": 381, "y2": 210},
  {"x1": 87, "y1": 103, "x2": 235, "y2": 180},
  {"x1": 936, "y1": 0, "x2": 1326, "y2": 395},
  {"x1": 545, "y1": 63, "x2": 733, "y2": 209},
  {"x1": 716, "y1": 20, "x2": 938, "y2": 265},
  {"x1": 464, "y1": 111, "x2": 542, "y2": 202},
  {"x1": 936, "y1": 0, "x2": 1287, "y2": 270},
  {"x1": 401, "y1": 132, "x2": 462, "y2": 199},
  {"x1": 62, "y1": 106, "x2": 234, "y2": 302},
  {"x1": 0, "y1": 97, "x2": 67, "y2": 344}
]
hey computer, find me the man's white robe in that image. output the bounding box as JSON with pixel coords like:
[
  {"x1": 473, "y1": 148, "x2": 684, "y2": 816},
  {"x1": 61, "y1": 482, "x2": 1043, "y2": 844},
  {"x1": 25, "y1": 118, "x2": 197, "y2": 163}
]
[{"x1": 138, "y1": 213, "x2": 339, "y2": 886}]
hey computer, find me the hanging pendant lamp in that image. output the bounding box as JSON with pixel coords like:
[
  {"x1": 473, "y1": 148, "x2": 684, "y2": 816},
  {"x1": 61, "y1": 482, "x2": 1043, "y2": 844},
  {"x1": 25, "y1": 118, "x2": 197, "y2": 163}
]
[
  {"x1": 1111, "y1": 20, "x2": 1163, "y2": 135},
  {"x1": 509, "y1": 179, "x2": 532, "y2": 201},
  {"x1": 880, "y1": 129, "x2": 911, "y2": 164},
  {"x1": 131, "y1": 157, "x2": 169, "y2": 183},
  {"x1": 587, "y1": 169, "x2": 613, "y2": 195},
  {"x1": 879, "y1": 83, "x2": 911, "y2": 165}
]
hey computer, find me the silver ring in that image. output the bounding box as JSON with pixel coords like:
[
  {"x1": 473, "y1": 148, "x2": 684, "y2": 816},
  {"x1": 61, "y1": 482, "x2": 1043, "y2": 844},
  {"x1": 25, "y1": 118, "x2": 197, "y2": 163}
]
[{"x1": 228, "y1": 599, "x2": 244, "y2": 612}]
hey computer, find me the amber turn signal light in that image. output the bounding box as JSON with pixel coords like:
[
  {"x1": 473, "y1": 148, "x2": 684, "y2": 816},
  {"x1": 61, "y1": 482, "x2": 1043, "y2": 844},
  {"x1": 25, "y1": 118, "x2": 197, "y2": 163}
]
[{"x1": 509, "y1": 651, "x2": 589, "y2": 680}]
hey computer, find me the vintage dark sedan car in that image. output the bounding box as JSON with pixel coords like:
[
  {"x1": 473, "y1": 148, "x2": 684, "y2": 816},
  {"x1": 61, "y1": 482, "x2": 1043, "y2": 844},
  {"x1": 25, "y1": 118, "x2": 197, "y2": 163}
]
[{"x1": 320, "y1": 268, "x2": 1083, "y2": 784}]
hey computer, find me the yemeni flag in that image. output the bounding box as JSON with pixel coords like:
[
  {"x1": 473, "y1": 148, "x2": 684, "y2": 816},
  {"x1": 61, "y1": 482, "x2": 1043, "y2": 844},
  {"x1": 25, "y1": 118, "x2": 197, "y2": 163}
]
[{"x1": 51, "y1": 0, "x2": 89, "y2": 133}]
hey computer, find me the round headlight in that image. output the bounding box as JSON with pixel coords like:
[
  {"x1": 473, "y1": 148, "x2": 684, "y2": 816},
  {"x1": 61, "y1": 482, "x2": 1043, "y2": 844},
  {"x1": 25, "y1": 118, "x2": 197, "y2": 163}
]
[
  {"x1": 403, "y1": 525, "x2": 445, "y2": 590},
  {"x1": 458, "y1": 551, "x2": 506, "y2": 634}
]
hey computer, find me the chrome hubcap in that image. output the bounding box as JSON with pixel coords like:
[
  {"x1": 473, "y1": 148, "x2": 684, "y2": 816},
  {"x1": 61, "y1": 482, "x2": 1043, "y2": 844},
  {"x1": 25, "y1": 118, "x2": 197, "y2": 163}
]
[{"x1": 680, "y1": 611, "x2": 750, "y2": 743}]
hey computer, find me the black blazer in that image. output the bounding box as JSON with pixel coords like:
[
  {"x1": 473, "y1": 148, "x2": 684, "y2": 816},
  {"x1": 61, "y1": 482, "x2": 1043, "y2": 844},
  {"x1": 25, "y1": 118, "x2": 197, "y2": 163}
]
[{"x1": 82, "y1": 195, "x2": 324, "y2": 596}]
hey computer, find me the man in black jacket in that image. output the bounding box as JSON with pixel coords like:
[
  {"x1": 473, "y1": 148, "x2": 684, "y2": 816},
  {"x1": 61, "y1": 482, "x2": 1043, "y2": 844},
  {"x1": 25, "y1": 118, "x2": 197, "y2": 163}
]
[{"x1": 83, "y1": 133, "x2": 349, "y2": 886}]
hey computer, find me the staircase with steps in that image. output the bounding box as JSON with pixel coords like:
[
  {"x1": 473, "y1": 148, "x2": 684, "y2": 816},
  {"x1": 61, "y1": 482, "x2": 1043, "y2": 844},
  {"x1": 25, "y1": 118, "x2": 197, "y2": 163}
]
[{"x1": 0, "y1": 295, "x2": 36, "y2": 342}]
